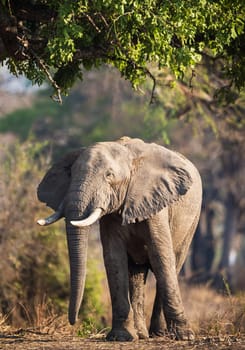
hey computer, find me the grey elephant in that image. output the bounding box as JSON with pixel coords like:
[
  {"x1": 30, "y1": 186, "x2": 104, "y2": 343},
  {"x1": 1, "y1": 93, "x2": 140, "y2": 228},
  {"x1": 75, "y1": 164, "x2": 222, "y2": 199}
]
[{"x1": 37, "y1": 137, "x2": 202, "y2": 341}]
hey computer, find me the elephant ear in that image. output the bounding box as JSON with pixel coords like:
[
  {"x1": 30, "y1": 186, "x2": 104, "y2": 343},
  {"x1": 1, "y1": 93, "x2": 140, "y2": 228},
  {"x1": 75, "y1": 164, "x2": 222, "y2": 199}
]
[
  {"x1": 37, "y1": 148, "x2": 84, "y2": 211},
  {"x1": 121, "y1": 140, "x2": 193, "y2": 224}
]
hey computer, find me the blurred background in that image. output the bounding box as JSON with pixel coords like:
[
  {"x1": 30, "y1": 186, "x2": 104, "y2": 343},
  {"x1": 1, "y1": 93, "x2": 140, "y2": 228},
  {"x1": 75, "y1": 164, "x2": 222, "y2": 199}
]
[{"x1": 0, "y1": 63, "x2": 244, "y2": 335}]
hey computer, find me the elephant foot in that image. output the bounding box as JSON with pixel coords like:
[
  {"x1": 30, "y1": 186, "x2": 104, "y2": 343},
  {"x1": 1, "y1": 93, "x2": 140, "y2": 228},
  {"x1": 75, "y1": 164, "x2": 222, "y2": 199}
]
[
  {"x1": 149, "y1": 328, "x2": 167, "y2": 338},
  {"x1": 168, "y1": 324, "x2": 195, "y2": 341},
  {"x1": 106, "y1": 328, "x2": 138, "y2": 342},
  {"x1": 136, "y1": 325, "x2": 149, "y2": 339},
  {"x1": 149, "y1": 317, "x2": 167, "y2": 338}
]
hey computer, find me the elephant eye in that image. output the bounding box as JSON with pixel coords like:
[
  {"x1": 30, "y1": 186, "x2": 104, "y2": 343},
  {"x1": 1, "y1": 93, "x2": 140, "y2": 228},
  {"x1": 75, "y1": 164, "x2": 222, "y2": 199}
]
[{"x1": 105, "y1": 170, "x2": 115, "y2": 182}]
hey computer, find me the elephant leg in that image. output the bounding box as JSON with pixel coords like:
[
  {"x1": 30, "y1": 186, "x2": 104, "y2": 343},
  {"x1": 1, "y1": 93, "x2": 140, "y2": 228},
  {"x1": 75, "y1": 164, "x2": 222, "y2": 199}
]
[
  {"x1": 149, "y1": 217, "x2": 198, "y2": 338},
  {"x1": 175, "y1": 211, "x2": 201, "y2": 275},
  {"x1": 146, "y1": 211, "x2": 194, "y2": 340},
  {"x1": 128, "y1": 257, "x2": 149, "y2": 339},
  {"x1": 149, "y1": 283, "x2": 167, "y2": 337},
  {"x1": 100, "y1": 218, "x2": 137, "y2": 341}
]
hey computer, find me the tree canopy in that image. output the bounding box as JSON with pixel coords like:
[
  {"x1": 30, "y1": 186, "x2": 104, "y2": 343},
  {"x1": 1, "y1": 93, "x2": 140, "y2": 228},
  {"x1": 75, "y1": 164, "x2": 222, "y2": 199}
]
[{"x1": 0, "y1": 0, "x2": 244, "y2": 102}]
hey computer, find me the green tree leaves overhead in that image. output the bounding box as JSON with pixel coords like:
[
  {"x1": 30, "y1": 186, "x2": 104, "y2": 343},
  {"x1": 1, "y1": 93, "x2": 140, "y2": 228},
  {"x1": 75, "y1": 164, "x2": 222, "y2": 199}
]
[{"x1": 0, "y1": 1, "x2": 244, "y2": 100}]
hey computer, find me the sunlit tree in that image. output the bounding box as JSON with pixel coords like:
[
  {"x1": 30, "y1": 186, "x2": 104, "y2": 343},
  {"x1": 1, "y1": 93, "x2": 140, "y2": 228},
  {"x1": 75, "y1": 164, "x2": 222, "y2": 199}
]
[{"x1": 0, "y1": 0, "x2": 244, "y2": 102}]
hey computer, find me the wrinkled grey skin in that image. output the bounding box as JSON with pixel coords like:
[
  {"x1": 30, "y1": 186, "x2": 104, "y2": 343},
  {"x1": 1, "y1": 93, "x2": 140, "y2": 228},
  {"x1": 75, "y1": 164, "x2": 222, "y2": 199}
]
[{"x1": 37, "y1": 137, "x2": 202, "y2": 341}]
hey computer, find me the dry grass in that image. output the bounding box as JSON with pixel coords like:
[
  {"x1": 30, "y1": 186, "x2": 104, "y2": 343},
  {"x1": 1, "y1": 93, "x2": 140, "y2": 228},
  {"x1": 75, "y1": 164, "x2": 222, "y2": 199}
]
[
  {"x1": 143, "y1": 277, "x2": 245, "y2": 337},
  {"x1": 182, "y1": 284, "x2": 245, "y2": 336}
]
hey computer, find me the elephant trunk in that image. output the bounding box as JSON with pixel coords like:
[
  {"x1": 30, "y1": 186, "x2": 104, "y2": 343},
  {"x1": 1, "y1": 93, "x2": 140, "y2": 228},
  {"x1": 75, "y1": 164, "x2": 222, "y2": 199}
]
[
  {"x1": 65, "y1": 177, "x2": 102, "y2": 324},
  {"x1": 65, "y1": 220, "x2": 89, "y2": 325}
]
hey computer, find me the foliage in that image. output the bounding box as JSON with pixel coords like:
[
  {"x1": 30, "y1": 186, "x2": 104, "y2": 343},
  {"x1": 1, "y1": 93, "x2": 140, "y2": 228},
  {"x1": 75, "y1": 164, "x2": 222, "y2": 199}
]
[
  {"x1": 0, "y1": 140, "x2": 105, "y2": 327},
  {"x1": 0, "y1": 1, "x2": 244, "y2": 100},
  {"x1": 76, "y1": 258, "x2": 106, "y2": 337},
  {"x1": 0, "y1": 96, "x2": 64, "y2": 140},
  {"x1": 151, "y1": 62, "x2": 245, "y2": 136},
  {"x1": 0, "y1": 68, "x2": 175, "y2": 151},
  {"x1": 79, "y1": 259, "x2": 105, "y2": 327}
]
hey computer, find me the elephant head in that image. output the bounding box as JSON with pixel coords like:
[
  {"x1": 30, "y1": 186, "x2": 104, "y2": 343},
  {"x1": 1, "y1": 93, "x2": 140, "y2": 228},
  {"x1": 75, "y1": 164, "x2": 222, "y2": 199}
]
[{"x1": 37, "y1": 137, "x2": 192, "y2": 325}]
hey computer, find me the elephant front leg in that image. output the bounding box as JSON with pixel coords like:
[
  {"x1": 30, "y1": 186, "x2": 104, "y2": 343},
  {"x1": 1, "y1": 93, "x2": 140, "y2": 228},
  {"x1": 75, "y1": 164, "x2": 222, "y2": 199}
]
[
  {"x1": 149, "y1": 285, "x2": 167, "y2": 337},
  {"x1": 100, "y1": 220, "x2": 137, "y2": 341},
  {"x1": 128, "y1": 258, "x2": 149, "y2": 339},
  {"x1": 147, "y1": 212, "x2": 194, "y2": 340}
]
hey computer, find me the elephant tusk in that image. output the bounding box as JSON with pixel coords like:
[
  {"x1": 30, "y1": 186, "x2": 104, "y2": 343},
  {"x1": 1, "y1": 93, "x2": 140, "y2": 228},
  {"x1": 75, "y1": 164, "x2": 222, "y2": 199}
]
[
  {"x1": 37, "y1": 210, "x2": 63, "y2": 226},
  {"x1": 37, "y1": 201, "x2": 64, "y2": 226},
  {"x1": 70, "y1": 208, "x2": 102, "y2": 227}
]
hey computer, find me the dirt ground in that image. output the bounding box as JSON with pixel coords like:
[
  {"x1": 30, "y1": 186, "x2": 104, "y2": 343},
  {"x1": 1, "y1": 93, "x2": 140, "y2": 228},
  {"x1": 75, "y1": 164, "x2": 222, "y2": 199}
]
[{"x1": 1, "y1": 330, "x2": 245, "y2": 350}]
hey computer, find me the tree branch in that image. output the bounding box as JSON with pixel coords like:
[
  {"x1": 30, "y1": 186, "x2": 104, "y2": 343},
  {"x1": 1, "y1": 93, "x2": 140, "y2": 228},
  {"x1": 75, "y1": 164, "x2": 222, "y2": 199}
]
[
  {"x1": 15, "y1": 35, "x2": 62, "y2": 104},
  {"x1": 144, "y1": 67, "x2": 157, "y2": 104}
]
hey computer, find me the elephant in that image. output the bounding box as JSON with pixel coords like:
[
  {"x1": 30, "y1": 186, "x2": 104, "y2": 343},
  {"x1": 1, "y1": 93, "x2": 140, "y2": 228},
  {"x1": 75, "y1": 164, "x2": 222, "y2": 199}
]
[{"x1": 37, "y1": 136, "x2": 202, "y2": 341}]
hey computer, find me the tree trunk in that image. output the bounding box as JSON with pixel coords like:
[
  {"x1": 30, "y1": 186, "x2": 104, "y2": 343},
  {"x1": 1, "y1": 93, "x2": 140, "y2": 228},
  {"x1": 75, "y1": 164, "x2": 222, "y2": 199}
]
[
  {"x1": 205, "y1": 207, "x2": 215, "y2": 272},
  {"x1": 219, "y1": 192, "x2": 237, "y2": 270}
]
